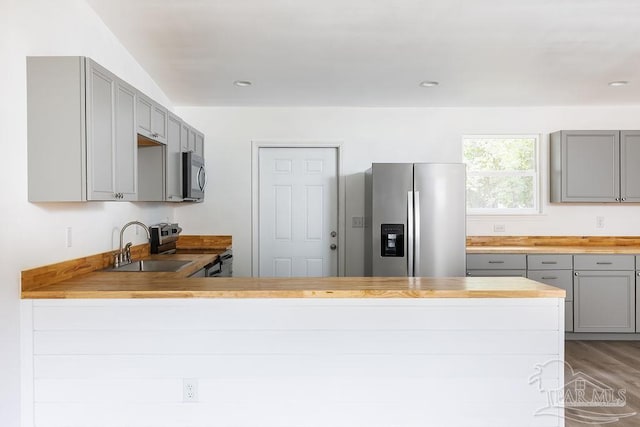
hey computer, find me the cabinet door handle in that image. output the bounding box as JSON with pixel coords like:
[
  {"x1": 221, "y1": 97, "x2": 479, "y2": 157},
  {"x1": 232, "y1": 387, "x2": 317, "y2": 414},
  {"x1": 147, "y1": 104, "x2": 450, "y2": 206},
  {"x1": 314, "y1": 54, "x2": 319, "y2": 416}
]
[
  {"x1": 596, "y1": 262, "x2": 613, "y2": 265},
  {"x1": 541, "y1": 261, "x2": 557, "y2": 264},
  {"x1": 541, "y1": 276, "x2": 558, "y2": 280},
  {"x1": 622, "y1": 197, "x2": 627, "y2": 201},
  {"x1": 488, "y1": 261, "x2": 504, "y2": 264},
  {"x1": 615, "y1": 197, "x2": 620, "y2": 201},
  {"x1": 574, "y1": 272, "x2": 579, "y2": 276}
]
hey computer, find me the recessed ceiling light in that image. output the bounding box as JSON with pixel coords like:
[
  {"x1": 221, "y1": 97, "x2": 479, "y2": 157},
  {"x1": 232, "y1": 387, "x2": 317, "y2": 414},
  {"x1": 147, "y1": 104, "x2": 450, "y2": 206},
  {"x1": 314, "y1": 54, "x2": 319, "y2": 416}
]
[
  {"x1": 419, "y1": 81, "x2": 439, "y2": 87},
  {"x1": 608, "y1": 80, "x2": 629, "y2": 87},
  {"x1": 233, "y1": 80, "x2": 252, "y2": 87}
]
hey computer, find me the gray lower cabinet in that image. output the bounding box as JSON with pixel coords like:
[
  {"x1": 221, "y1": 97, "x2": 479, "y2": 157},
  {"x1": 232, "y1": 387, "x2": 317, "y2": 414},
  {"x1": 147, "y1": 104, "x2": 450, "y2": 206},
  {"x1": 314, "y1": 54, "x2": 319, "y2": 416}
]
[
  {"x1": 466, "y1": 269, "x2": 526, "y2": 277},
  {"x1": 550, "y1": 130, "x2": 640, "y2": 203},
  {"x1": 574, "y1": 254, "x2": 635, "y2": 333},
  {"x1": 466, "y1": 254, "x2": 526, "y2": 277},
  {"x1": 526, "y1": 254, "x2": 573, "y2": 332},
  {"x1": 28, "y1": 56, "x2": 137, "y2": 201}
]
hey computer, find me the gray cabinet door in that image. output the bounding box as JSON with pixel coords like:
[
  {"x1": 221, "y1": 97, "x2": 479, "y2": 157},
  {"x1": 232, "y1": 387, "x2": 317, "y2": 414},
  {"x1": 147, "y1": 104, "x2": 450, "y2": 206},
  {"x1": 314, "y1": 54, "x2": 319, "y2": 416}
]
[
  {"x1": 151, "y1": 103, "x2": 168, "y2": 144},
  {"x1": 180, "y1": 122, "x2": 190, "y2": 152},
  {"x1": 188, "y1": 126, "x2": 197, "y2": 152},
  {"x1": 527, "y1": 270, "x2": 573, "y2": 300},
  {"x1": 166, "y1": 113, "x2": 183, "y2": 201},
  {"x1": 114, "y1": 81, "x2": 137, "y2": 201},
  {"x1": 574, "y1": 270, "x2": 635, "y2": 333},
  {"x1": 85, "y1": 60, "x2": 116, "y2": 200},
  {"x1": 195, "y1": 130, "x2": 205, "y2": 158},
  {"x1": 137, "y1": 94, "x2": 167, "y2": 144},
  {"x1": 562, "y1": 130, "x2": 620, "y2": 202},
  {"x1": 136, "y1": 94, "x2": 153, "y2": 138},
  {"x1": 552, "y1": 130, "x2": 620, "y2": 202},
  {"x1": 620, "y1": 130, "x2": 640, "y2": 202}
]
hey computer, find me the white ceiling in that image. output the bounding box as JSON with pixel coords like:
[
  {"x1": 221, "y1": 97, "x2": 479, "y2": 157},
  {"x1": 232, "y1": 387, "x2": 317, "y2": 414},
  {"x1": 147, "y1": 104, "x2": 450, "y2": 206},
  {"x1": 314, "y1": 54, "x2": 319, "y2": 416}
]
[{"x1": 86, "y1": 0, "x2": 640, "y2": 107}]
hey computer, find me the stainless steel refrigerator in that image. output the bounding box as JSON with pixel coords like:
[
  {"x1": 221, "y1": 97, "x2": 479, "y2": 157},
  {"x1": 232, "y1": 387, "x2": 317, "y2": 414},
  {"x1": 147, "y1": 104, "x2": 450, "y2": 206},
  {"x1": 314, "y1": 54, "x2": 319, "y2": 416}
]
[{"x1": 364, "y1": 163, "x2": 466, "y2": 277}]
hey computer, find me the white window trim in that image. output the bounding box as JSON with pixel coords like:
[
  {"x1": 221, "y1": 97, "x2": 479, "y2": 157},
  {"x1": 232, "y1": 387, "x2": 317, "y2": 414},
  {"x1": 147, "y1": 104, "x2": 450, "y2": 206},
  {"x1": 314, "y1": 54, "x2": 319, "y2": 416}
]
[{"x1": 463, "y1": 134, "x2": 541, "y2": 216}]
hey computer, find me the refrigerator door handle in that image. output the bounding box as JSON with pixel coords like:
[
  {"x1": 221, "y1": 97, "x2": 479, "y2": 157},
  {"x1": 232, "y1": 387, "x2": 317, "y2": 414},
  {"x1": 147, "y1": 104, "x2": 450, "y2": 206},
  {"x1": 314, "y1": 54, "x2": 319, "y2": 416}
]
[
  {"x1": 414, "y1": 191, "x2": 421, "y2": 276},
  {"x1": 407, "y1": 191, "x2": 414, "y2": 277}
]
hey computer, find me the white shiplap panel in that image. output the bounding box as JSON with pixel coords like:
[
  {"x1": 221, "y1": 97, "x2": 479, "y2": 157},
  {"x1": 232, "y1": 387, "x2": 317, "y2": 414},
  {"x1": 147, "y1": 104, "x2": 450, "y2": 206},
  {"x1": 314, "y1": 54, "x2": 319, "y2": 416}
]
[
  {"x1": 20, "y1": 300, "x2": 35, "y2": 427},
  {"x1": 35, "y1": 377, "x2": 559, "y2": 404},
  {"x1": 33, "y1": 303, "x2": 560, "y2": 331},
  {"x1": 34, "y1": 401, "x2": 559, "y2": 427},
  {"x1": 34, "y1": 329, "x2": 560, "y2": 355},
  {"x1": 34, "y1": 354, "x2": 559, "y2": 380},
  {"x1": 35, "y1": 379, "x2": 180, "y2": 403},
  {"x1": 27, "y1": 298, "x2": 564, "y2": 427}
]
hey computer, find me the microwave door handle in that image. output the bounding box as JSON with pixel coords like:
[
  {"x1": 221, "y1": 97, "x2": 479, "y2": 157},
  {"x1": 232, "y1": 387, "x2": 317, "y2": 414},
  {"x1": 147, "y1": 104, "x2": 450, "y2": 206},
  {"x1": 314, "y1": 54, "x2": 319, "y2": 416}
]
[{"x1": 197, "y1": 166, "x2": 206, "y2": 191}]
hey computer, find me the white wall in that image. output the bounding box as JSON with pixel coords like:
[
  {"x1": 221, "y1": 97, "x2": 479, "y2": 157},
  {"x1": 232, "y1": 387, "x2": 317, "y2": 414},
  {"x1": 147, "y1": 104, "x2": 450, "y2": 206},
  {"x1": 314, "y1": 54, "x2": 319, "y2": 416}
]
[
  {"x1": 175, "y1": 106, "x2": 640, "y2": 277},
  {"x1": 1, "y1": 1, "x2": 176, "y2": 425}
]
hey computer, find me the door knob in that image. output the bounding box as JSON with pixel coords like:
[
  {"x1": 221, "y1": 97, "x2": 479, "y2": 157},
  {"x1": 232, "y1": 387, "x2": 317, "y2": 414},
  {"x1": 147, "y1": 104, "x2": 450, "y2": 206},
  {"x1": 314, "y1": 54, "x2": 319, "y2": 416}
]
[
  {"x1": 330, "y1": 244, "x2": 337, "y2": 250},
  {"x1": 330, "y1": 231, "x2": 337, "y2": 237}
]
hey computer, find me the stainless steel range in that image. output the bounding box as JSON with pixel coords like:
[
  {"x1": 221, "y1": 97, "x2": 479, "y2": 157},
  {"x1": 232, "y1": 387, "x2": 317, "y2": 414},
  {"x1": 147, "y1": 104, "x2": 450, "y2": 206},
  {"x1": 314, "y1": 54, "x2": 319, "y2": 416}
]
[
  {"x1": 150, "y1": 223, "x2": 233, "y2": 277},
  {"x1": 149, "y1": 223, "x2": 182, "y2": 254}
]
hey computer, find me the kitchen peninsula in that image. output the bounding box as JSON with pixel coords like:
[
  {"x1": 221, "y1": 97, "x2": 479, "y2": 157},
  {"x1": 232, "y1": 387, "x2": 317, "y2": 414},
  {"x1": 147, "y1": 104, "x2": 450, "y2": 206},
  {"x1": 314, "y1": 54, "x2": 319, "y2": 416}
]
[{"x1": 21, "y1": 251, "x2": 565, "y2": 427}]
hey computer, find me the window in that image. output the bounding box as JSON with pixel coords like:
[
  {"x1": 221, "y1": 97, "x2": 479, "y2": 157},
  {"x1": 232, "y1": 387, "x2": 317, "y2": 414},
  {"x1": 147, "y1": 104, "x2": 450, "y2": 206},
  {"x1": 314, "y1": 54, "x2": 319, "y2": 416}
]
[{"x1": 462, "y1": 135, "x2": 539, "y2": 215}]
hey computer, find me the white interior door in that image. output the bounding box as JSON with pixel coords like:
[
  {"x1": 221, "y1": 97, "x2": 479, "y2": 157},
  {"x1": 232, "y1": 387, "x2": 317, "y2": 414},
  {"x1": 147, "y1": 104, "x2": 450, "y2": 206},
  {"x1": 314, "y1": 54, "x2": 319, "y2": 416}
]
[{"x1": 259, "y1": 147, "x2": 338, "y2": 277}]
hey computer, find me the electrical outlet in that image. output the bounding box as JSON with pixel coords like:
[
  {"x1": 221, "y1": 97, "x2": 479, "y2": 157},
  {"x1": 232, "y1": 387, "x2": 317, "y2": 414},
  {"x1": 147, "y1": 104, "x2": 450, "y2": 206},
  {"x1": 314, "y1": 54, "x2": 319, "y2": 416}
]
[
  {"x1": 596, "y1": 216, "x2": 605, "y2": 229},
  {"x1": 493, "y1": 224, "x2": 506, "y2": 233},
  {"x1": 352, "y1": 216, "x2": 365, "y2": 228},
  {"x1": 183, "y1": 378, "x2": 198, "y2": 402}
]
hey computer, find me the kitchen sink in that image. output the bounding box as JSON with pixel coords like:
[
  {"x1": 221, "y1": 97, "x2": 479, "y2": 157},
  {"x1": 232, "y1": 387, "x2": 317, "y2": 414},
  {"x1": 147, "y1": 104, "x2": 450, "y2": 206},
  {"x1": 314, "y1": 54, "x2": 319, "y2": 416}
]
[{"x1": 106, "y1": 259, "x2": 193, "y2": 272}]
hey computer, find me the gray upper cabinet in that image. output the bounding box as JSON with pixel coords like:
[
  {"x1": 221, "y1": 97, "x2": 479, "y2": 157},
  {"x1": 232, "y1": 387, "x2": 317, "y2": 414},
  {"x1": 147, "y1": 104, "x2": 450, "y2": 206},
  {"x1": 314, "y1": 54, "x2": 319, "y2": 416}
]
[
  {"x1": 180, "y1": 121, "x2": 205, "y2": 157},
  {"x1": 550, "y1": 130, "x2": 640, "y2": 203},
  {"x1": 195, "y1": 130, "x2": 205, "y2": 158},
  {"x1": 27, "y1": 56, "x2": 137, "y2": 202},
  {"x1": 85, "y1": 60, "x2": 116, "y2": 200},
  {"x1": 28, "y1": 56, "x2": 204, "y2": 203},
  {"x1": 620, "y1": 131, "x2": 640, "y2": 202},
  {"x1": 550, "y1": 130, "x2": 619, "y2": 202},
  {"x1": 136, "y1": 93, "x2": 167, "y2": 144},
  {"x1": 166, "y1": 113, "x2": 183, "y2": 201},
  {"x1": 113, "y1": 80, "x2": 137, "y2": 200}
]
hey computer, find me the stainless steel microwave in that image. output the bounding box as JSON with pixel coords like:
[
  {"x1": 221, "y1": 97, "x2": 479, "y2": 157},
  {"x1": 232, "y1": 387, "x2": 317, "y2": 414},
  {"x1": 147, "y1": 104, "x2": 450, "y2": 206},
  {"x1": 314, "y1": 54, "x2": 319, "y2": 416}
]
[{"x1": 182, "y1": 152, "x2": 206, "y2": 201}]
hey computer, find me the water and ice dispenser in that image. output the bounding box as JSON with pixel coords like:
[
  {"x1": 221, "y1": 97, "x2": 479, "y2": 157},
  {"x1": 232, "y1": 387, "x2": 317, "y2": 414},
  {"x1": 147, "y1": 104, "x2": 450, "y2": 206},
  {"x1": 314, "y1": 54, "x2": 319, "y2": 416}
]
[{"x1": 380, "y1": 224, "x2": 404, "y2": 257}]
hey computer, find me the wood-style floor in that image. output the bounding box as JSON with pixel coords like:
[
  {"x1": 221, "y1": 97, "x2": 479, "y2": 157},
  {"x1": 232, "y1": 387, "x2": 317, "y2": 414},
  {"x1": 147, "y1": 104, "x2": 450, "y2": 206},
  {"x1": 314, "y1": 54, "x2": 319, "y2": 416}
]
[{"x1": 565, "y1": 341, "x2": 640, "y2": 427}]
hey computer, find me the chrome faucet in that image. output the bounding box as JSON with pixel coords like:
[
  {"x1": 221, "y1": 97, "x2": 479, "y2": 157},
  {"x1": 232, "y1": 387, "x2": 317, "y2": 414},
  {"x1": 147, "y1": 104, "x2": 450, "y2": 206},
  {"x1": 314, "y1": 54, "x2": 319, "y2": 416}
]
[{"x1": 115, "y1": 221, "x2": 151, "y2": 267}]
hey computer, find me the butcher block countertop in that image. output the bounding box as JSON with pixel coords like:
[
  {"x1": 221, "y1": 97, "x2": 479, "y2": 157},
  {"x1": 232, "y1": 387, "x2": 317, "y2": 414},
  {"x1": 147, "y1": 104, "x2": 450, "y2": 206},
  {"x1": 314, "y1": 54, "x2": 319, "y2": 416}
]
[
  {"x1": 22, "y1": 271, "x2": 564, "y2": 299},
  {"x1": 466, "y1": 245, "x2": 640, "y2": 254},
  {"x1": 466, "y1": 236, "x2": 640, "y2": 254}
]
